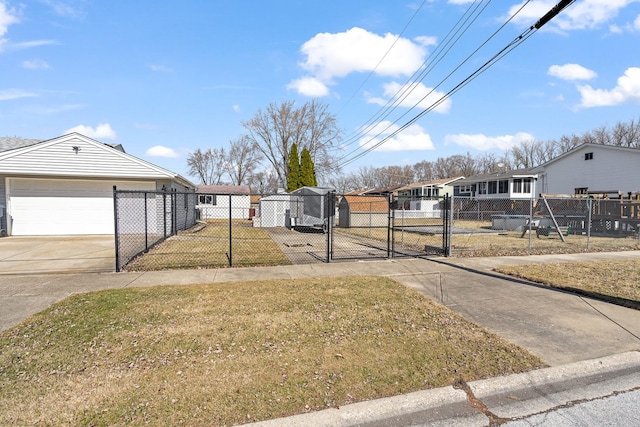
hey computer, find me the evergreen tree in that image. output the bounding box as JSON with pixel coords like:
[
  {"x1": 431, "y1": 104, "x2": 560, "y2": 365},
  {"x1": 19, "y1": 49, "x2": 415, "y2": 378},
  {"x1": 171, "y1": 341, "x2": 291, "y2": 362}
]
[
  {"x1": 287, "y1": 143, "x2": 301, "y2": 192},
  {"x1": 300, "y1": 147, "x2": 317, "y2": 187}
]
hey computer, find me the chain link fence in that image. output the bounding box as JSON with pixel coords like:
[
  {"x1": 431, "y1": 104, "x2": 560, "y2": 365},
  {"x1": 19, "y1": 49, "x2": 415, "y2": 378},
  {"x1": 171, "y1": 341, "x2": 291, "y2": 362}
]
[
  {"x1": 113, "y1": 190, "x2": 452, "y2": 271},
  {"x1": 114, "y1": 189, "x2": 640, "y2": 271},
  {"x1": 450, "y1": 195, "x2": 640, "y2": 256}
]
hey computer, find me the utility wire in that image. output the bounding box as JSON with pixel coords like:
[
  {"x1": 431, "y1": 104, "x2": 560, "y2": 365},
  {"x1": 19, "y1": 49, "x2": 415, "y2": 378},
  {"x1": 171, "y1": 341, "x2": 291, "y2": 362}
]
[
  {"x1": 331, "y1": 0, "x2": 575, "y2": 171},
  {"x1": 332, "y1": 0, "x2": 525, "y2": 169},
  {"x1": 338, "y1": 0, "x2": 491, "y2": 150},
  {"x1": 336, "y1": 0, "x2": 427, "y2": 116}
]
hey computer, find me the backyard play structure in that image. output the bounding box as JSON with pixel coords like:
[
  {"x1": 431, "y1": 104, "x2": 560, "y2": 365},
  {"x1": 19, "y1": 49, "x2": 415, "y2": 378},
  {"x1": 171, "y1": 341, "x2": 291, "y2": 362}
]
[{"x1": 516, "y1": 193, "x2": 640, "y2": 242}]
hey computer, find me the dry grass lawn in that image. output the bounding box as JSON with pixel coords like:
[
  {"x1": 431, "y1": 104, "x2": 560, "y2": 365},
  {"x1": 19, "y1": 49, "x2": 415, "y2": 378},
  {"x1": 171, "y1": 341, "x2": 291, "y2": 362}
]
[
  {"x1": 496, "y1": 259, "x2": 640, "y2": 305},
  {"x1": 0, "y1": 277, "x2": 544, "y2": 426},
  {"x1": 126, "y1": 221, "x2": 290, "y2": 271}
]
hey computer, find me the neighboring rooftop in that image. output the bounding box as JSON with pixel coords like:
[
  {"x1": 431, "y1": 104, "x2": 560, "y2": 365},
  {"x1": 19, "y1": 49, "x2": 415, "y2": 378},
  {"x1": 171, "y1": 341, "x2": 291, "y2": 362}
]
[
  {"x1": 197, "y1": 184, "x2": 251, "y2": 195},
  {"x1": 0, "y1": 137, "x2": 43, "y2": 153}
]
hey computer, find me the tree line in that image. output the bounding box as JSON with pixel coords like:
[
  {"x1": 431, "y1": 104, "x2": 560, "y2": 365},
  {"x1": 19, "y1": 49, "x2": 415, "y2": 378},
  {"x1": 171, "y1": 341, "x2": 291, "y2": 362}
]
[
  {"x1": 187, "y1": 101, "x2": 639, "y2": 194},
  {"x1": 326, "y1": 117, "x2": 640, "y2": 193}
]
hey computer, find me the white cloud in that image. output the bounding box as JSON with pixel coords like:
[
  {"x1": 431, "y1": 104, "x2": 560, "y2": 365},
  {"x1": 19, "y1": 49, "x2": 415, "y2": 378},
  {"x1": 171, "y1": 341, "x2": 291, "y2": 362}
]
[
  {"x1": 578, "y1": 67, "x2": 640, "y2": 107},
  {"x1": 0, "y1": 88, "x2": 37, "y2": 100},
  {"x1": 149, "y1": 64, "x2": 174, "y2": 72},
  {"x1": 0, "y1": 2, "x2": 19, "y2": 51},
  {"x1": 145, "y1": 145, "x2": 180, "y2": 158},
  {"x1": 359, "y1": 121, "x2": 435, "y2": 152},
  {"x1": 548, "y1": 64, "x2": 597, "y2": 81},
  {"x1": 287, "y1": 77, "x2": 329, "y2": 97},
  {"x1": 445, "y1": 132, "x2": 535, "y2": 151},
  {"x1": 5, "y1": 40, "x2": 58, "y2": 51},
  {"x1": 289, "y1": 27, "x2": 433, "y2": 96},
  {"x1": 65, "y1": 123, "x2": 116, "y2": 139},
  {"x1": 507, "y1": 0, "x2": 640, "y2": 31},
  {"x1": 232, "y1": 104, "x2": 241, "y2": 112},
  {"x1": 635, "y1": 14, "x2": 640, "y2": 30},
  {"x1": 23, "y1": 59, "x2": 51, "y2": 69},
  {"x1": 42, "y1": 0, "x2": 86, "y2": 19},
  {"x1": 366, "y1": 81, "x2": 452, "y2": 113}
]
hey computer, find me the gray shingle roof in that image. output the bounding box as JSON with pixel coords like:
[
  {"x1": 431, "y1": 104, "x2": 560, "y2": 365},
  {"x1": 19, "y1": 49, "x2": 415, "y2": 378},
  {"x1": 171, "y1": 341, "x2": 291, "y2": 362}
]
[{"x1": 0, "y1": 137, "x2": 43, "y2": 153}]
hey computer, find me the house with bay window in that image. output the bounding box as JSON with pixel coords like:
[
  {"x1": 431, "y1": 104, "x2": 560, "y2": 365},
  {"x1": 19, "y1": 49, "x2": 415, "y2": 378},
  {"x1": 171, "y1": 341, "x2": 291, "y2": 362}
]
[{"x1": 453, "y1": 169, "x2": 538, "y2": 200}]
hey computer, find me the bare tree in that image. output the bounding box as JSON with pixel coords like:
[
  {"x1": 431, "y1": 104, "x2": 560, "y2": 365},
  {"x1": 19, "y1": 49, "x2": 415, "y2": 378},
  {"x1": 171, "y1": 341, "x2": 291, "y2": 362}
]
[
  {"x1": 242, "y1": 100, "x2": 341, "y2": 188},
  {"x1": 325, "y1": 171, "x2": 358, "y2": 193},
  {"x1": 186, "y1": 147, "x2": 227, "y2": 185},
  {"x1": 227, "y1": 135, "x2": 264, "y2": 186},
  {"x1": 612, "y1": 118, "x2": 640, "y2": 147},
  {"x1": 509, "y1": 139, "x2": 545, "y2": 169},
  {"x1": 412, "y1": 160, "x2": 434, "y2": 181},
  {"x1": 355, "y1": 165, "x2": 378, "y2": 189},
  {"x1": 246, "y1": 170, "x2": 280, "y2": 195}
]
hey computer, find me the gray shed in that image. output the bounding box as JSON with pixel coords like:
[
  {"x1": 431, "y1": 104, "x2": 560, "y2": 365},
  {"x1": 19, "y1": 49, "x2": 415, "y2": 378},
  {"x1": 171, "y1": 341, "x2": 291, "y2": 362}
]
[{"x1": 289, "y1": 187, "x2": 335, "y2": 232}]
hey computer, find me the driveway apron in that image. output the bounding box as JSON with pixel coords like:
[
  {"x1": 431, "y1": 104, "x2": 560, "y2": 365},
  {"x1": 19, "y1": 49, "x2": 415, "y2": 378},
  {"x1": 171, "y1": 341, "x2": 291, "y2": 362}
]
[{"x1": 0, "y1": 235, "x2": 115, "y2": 275}]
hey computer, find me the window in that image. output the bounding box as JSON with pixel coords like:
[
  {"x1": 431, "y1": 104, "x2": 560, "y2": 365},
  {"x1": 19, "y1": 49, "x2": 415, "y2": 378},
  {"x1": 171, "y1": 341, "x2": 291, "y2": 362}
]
[
  {"x1": 478, "y1": 182, "x2": 487, "y2": 195},
  {"x1": 498, "y1": 180, "x2": 509, "y2": 194},
  {"x1": 456, "y1": 185, "x2": 472, "y2": 194},
  {"x1": 488, "y1": 181, "x2": 498, "y2": 194},
  {"x1": 575, "y1": 187, "x2": 588, "y2": 195},
  {"x1": 198, "y1": 195, "x2": 216, "y2": 205},
  {"x1": 584, "y1": 152, "x2": 594, "y2": 160},
  {"x1": 513, "y1": 178, "x2": 532, "y2": 194}
]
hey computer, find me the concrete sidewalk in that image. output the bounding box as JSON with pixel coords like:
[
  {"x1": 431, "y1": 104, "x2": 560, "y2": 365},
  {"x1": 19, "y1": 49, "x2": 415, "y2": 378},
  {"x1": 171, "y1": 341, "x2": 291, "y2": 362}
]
[
  {"x1": 1, "y1": 251, "x2": 640, "y2": 365},
  {"x1": 1, "y1": 251, "x2": 640, "y2": 425}
]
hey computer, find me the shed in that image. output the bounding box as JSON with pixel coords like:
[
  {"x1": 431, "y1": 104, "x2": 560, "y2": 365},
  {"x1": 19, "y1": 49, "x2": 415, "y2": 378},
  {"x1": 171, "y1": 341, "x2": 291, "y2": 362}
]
[
  {"x1": 254, "y1": 193, "x2": 293, "y2": 228},
  {"x1": 0, "y1": 133, "x2": 194, "y2": 236},
  {"x1": 289, "y1": 186, "x2": 334, "y2": 231},
  {"x1": 338, "y1": 195, "x2": 388, "y2": 228}
]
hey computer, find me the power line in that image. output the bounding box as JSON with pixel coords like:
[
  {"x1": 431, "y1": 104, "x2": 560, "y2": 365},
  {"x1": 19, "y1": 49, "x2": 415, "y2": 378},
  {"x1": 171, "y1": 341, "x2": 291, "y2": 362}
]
[
  {"x1": 330, "y1": 0, "x2": 575, "y2": 171},
  {"x1": 336, "y1": 0, "x2": 428, "y2": 117},
  {"x1": 338, "y1": 0, "x2": 492, "y2": 151}
]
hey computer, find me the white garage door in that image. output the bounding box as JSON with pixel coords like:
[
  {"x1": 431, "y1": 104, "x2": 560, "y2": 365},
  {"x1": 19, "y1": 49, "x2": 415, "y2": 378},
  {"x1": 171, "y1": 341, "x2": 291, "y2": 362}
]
[{"x1": 8, "y1": 178, "x2": 156, "y2": 236}]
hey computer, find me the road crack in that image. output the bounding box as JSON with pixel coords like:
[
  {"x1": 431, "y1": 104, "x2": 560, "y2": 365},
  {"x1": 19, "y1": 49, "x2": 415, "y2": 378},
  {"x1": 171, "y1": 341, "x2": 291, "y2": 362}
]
[{"x1": 453, "y1": 378, "x2": 510, "y2": 426}]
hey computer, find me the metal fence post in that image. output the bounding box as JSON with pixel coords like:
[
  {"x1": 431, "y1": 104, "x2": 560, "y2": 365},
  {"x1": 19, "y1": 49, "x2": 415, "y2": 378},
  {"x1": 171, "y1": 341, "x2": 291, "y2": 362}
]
[
  {"x1": 326, "y1": 192, "x2": 333, "y2": 263},
  {"x1": 163, "y1": 191, "x2": 167, "y2": 239},
  {"x1": 228, "y1": 194, "x2": 233, "y2": 267},
  {"x1": 528, "y1": 197, "x2": 533, "y2": 251},
  {"x1": 144, "y1": 191, "x2": 148, "y2": 252},
  {"x1": 387, "y1": 193, "x2": 393, "y2": 258},
  {"x1": 447, "y1": 194, "x2": 454, "y2": 257},
  {"x1": 113, "y1": 186, "x2": 120, "y2": 272},
  {"x1": 587, "y1": 198, "x2": 592, "y2": 251}
]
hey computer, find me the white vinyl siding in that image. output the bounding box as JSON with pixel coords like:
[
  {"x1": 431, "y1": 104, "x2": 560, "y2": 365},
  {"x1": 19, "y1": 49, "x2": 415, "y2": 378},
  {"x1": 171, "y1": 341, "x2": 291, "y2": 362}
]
[
  {"x1": 0, "y1": 136, "x2": 175, "y2": 179},
  {"x1": 539, "y1": 145, "x2": 640, "y2": 195},
  {"x1": 8, "y1": 178, "x2": 154, "y2": 235}
]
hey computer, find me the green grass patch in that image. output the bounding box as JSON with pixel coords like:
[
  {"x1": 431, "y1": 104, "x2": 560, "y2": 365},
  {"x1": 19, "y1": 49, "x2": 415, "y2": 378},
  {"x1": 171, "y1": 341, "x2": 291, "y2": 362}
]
[{"x1": 0, "y1": 277, "x2": 544, "y2": 426}]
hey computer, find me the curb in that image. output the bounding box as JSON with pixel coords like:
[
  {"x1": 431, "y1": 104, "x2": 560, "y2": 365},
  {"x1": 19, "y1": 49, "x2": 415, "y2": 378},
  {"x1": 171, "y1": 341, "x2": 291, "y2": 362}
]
[{"x1": 245, "y1": 351, "x2": 640, "y2": 426}]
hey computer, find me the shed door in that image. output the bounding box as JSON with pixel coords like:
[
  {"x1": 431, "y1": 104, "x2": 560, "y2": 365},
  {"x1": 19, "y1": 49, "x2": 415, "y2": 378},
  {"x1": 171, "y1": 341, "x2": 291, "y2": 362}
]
[{"x1": 8, "y1": 178, "x2": 155, "y2": 235}]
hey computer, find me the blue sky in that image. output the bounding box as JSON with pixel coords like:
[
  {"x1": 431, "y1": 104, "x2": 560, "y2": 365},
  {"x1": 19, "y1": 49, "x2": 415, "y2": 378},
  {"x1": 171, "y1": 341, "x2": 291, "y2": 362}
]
[{"x1": 1, "y1": 0, "x2": 639, "y2": 182}]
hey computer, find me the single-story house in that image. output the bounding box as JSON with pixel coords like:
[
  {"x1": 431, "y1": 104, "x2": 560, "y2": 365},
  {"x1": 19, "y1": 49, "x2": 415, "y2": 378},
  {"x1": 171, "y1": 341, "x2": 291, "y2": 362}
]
[
  {"x1": 453, "y1": 169, "x2": 538, "y2": 200},
  {"x1": 531, "y1": 143, "x2": 640, "y2": 195},
  {"x1": 196, "y1": 184, "x2": 252, "y2": 219},
  {"x1": 0, "y1": 133, "x2": 194, "y2": 236},
  {"x1": 397, "y1": 176, "x2": 464, "y2": 208},
  {"x1": 338, "y1": 195, "x2": 388, "y2": 228}
]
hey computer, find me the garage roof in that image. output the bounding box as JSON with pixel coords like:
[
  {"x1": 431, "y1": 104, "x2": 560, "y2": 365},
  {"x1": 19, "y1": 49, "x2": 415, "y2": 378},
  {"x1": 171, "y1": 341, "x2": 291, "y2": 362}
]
[{"x1": 0, "y1": 132, "x2": 194, "y2": 188}]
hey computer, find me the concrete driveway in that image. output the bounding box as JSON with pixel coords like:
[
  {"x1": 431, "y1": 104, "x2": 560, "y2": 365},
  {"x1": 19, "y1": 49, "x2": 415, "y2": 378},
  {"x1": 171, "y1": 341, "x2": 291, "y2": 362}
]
[{"x1": 0, "y1": 235, "x2": 115, "y2": 275}]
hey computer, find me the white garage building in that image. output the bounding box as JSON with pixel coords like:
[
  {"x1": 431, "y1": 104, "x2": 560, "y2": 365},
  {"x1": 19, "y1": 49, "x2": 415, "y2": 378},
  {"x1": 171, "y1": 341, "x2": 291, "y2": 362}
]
[{"x1": 0, "y1": 133, "x2": 194, "y2": 236}]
